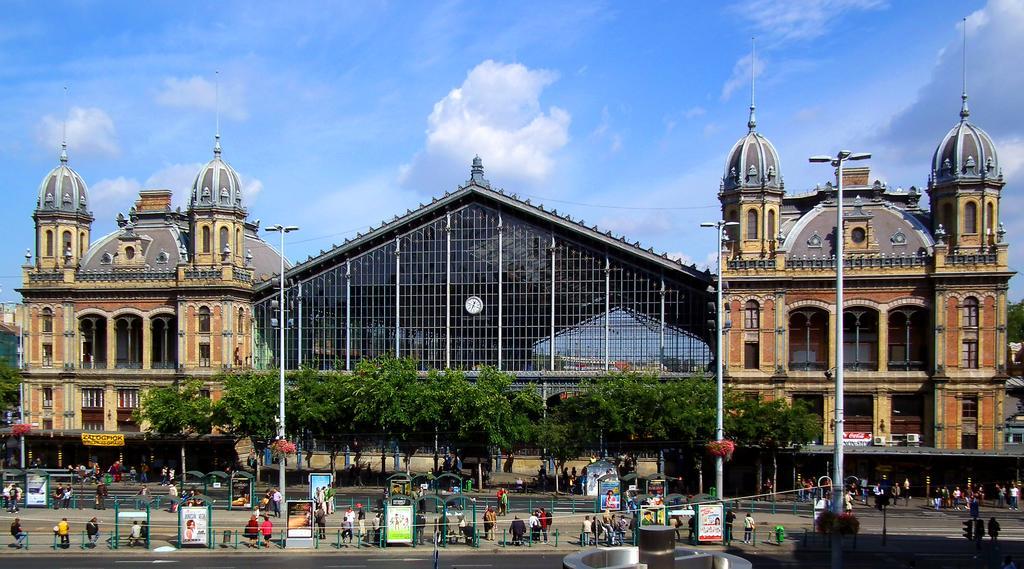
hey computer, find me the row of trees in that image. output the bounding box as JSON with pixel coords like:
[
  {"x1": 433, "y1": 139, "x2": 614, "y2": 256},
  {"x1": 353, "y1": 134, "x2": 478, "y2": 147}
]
[{"x1": 135, "y1": 356, "x2": 819, "y2": 490}]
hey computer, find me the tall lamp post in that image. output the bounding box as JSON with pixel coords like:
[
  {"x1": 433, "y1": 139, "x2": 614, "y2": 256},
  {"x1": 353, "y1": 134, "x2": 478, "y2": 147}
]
[
  {"x1": 265, "y1": 224, "x2": 299, "y2": 504},
  {"x1": 809, "y1": 150, "x2": 869, "y2": 569},
  {"x1": 700, "y1": 220, "x2": 738, "y2": 501}
]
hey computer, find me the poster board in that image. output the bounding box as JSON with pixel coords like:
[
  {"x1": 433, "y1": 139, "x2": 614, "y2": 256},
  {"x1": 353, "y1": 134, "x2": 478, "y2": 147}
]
[
  {"x1": 179, "y1": 506, "x2": 209, "y2": 547},
  {"x1": 585, "y1": 460, "x2": 617, "y2": 496},
  {"x1": 287, "y1": 500, "x2": 314, "y2": 538},
  {"x1": 386, "y1": 497, "x2": 414, "y2": 544},
  {"x1": 639, "y1": 504, "x2": 666, "y2": 526},
  {"x1": 599, "y1": 476, "x2": 621, "y2": 511},
  {"x1": 697, "y1": 503, "x2": 724, "y2": 543},
  {"x1": 647, "y1": 478, "x2": 666, "y2": 497},
  {"x1": 25, "y1": 472, "x2": 47, "y2": 507},
  {"x1": 309, "y1": 473, "x2": 333, "y2": 501}
]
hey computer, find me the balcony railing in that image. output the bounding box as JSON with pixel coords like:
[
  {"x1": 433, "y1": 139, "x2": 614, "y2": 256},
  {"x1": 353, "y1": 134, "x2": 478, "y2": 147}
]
[
  {"x1": 115, "y1": 361, "x2": 143, "y2": 369},
  {"x1": 947, "y1": 253, "x2": 998, "y2": 265},
  {"x1": 80, "y1": 361, "x2": 107, "y2": 370},
  {"x1": 787, "y1": 253, "x2": 928, "y2": 271},
  {"x1": 843, "y1": 362, "x2": 879, "y2": 371},
  {"x1": 887, "y1": 360, "x2": 926, "y2": 371},
  {"x1": 151, "y1": 361, "x2": 177, "y2": 370},
  {"x1": 789, "y1": 361, "x2": 828, "y2": 371}
]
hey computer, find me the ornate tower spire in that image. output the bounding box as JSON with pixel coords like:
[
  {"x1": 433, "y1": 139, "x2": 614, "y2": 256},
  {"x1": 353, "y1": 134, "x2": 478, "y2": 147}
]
[
  {"x1": 60, "y1": 85, "x2": 69, "y2": 164},
  {"x1": 747, "y1": 37, "x2": 757, "y2": 132},
  {"x1": 960, "y1": 18, "x2": 970, "y2": 121},
  {"x1": 214, "y1": 70, "x2": 222, "y2": 157}
]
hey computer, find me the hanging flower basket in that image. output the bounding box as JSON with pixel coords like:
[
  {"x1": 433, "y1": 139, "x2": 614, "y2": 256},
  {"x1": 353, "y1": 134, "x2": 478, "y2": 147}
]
[
  {"x1": 11, "y1": 423, "x2": 31, "y2": 437},
  {"x1": 270, "y1": 439, "x2": 297, "y2": 458},
  {"x1": 706, "y1": 439, "x2": 736, "y2": 460}
]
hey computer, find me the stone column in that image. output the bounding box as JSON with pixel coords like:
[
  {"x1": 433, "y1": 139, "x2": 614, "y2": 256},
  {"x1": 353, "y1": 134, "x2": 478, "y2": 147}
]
[
  {"x1": 106, "y1": 317, "x2": 117, "y2": 368},
  {"x1": 105, "y1": 383, "x2": 117, "y2": 431},
  {"x1": 142, "y1": 316, "x2": 152, "y2": 370},
  {"x1": 877, "y1": 308, "x2": 888, "y2": 373}
]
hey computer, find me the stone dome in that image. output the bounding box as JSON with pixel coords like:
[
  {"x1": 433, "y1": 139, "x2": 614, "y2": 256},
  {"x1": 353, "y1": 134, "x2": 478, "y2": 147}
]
[
  {"x1": 931, "y1": 95, "x2": 999, "y2": 186},
  {"x1": 37, "y1": 143, "x2": 90, "y2": 214},
  {"x1": 189, "y1": 135, "x2": 244, "y2": 210},
  {"x1": 722, "y1": 128, "x2": 782, "y2": 193}
]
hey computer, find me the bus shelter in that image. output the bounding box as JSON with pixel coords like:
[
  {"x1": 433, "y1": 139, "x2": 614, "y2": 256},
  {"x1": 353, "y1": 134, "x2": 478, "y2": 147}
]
[
  {"x1": 434, "y1": 473, "x2": 462, "y2": 495},
  {"x1": 229, "y1": 471, "x2": 254, "y2": 510},
  {"x1": 113, "y1": 501, "x2": 151, "y2": 549},
  {"x1": 444, "y1": 495, "x2": 478, "y2": 547},
  {"x1": 383, "y1": 494, "x2": 415, "y2": 547},
  {"x1": 181, "y1": 470, "x2": 208, "y2": 495},
  {"x1": 204, "y1": 471, "x2": 230, "y2": 506}
]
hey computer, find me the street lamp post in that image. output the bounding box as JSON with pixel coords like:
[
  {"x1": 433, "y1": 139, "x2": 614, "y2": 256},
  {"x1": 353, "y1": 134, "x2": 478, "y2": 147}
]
[
  {"x1": 265, "y1": 224, "x2": 299, "y2": 505},
  {"x1": 809, "y1": 150, "x2": 870, "y2": 569},
  {"x1": 701, "y1": 220, "x2": 738, "y2": 502}
]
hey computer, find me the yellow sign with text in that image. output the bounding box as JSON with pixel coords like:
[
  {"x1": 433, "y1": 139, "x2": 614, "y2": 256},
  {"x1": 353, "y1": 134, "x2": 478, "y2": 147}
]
[{"x1": 81, "y1": 433, "x2": 125, "y2": 447}]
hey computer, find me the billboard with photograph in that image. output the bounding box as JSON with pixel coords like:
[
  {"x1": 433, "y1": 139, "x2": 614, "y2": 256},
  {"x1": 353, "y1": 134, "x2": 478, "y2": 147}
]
[
  {"x1": 287, "y1": 500, "x2": 314, "y2": 539},
  {"x1": 25, "y1": 472, "x2": 47, "y2": 507},
  {"x1": 386, "y1": 497, "x2": 413, "y2": 544},
  {"x1": 309, "y1": 473, "x2": 333, "y2": 501},
  {"x1": 697, "y1": 503, "x2": 724, "y2": 543},
  {"x1": 180, "y1": 506, "x2": 209, "y2": 547},
  {"x1": 599, "y1": 477, "x2": 620, "y2": 511}
]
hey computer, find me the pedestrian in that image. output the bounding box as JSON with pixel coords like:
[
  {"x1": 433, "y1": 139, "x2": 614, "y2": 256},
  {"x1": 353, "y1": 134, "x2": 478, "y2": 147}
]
[
  {"x1": 989, "y1": 517, "x2": 1001, "y2": 543},
  {"x1": 315, "y1": 508, "x2": 327, "y2": 541},
  {"x1": 10, "y1": 518, "x2": 27, "y2": 549},
  {"x1": 260, "y1": 516, "x2": 273, "y2": 548},
  {"x1": 86, "y1": 517, "x2": 100, "y2": 548},
  {"x1": 483, "y1": 506, "x2": 496, "y2": 541},
  {"x1": 743, "y1": 512, "x2": 755, "y2": 544},
  {"x1": 725, "y1": 510, "x2": 736, "y2": 543},
  {"x1": 342, "y1": 512, "x2": 354, "y2": 544},
  {"x1": 61, "y1": 486, "x2": 72, "y2": 509},
  {"x1": 272, "y1": 488, "x2": 282, "y2": 518},
  {"x1": 57, "y1": 517, "x2": 70, "y2": 548},
  {"x1": 167, "y1": 483, "x2": 179, "y2": 512},
  {"x1": 357, "y1": 508, "x2": 366, "y2": 543},
  {"x1": 244, "y1": 515, "x2": 259, "y2": 548},
  {"x1": 1011, "y1": 485, "x2": 1020, "y2": 511},
  {"x1": 970, "y1": 494, "x2": 980, "y2": 519},
  {"x1": 128, "y1": 521, "x2": 143, "y2": 547},
  {"x1": 903, "y1": 478, "x2": 911, "y2": 506},
  {"x1": 528, "y1": 510, "x2": 540, "y2": 543},
  {"x1": 510, "y1": 516, "x2": 526, "y2": 546},
  {"x1": 540, "y1": 507, "x2": 551, "y2": 543},
  {"x1": 95, "y1": 482, "x2": 108, "y2": 510},
  {"x1": 161, "y1": 466, "x2": 168, "y2": 486},
  {"x1": 2, "y1": 484, "x2": 9, "y2": 512},
  {"x1": 9, "y1": 485, "x2": 20, "y2": 513},
  {"x1": 687, "y1": 514, "x2": 696, "y2": 544},
  {"x1": 581, "y1": 515, "x2": 593, "y2": 546}
]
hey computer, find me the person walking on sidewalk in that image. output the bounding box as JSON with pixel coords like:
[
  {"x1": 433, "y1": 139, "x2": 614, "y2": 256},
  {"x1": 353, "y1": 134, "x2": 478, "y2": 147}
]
[
  {"x1": 581, "y1": 516, "x2": 593, "y2": 546},
  {"x1": 260, "y1": 516, "x2": 273, "y2": 548},
  {"x1": 272, "y1": 489, "x2": 282, "y2": 518},
  {"x1": 95, "y1": 482, "x2": 108, "y2": 510},
  {"x1": 56, "y1": 517, "x2": 70, "y2": 549},
  {"x1": 743, "y1": 513, "x2": 755, "y2": 544},
  {"x1": 86, "y1": 517, "x2": 100, "y2": 548},
  {"x1": 10, "y1": 518, "x2": 27, "y2": 549}
]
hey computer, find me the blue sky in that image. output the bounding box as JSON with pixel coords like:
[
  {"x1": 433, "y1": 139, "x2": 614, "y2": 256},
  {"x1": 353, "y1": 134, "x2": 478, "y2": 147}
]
[{"x1": 1, "y1": 0, "x2": 1022, "y2": 301}]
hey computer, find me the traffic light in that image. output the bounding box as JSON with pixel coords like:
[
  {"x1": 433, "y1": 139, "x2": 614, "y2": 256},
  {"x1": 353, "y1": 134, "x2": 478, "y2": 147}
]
[
  {"x1": 963, "y1": 520, "x2": 973, "y2": 540},
  {"x1": 974, "y1": 518, "x2": 985, "y2": 540}
]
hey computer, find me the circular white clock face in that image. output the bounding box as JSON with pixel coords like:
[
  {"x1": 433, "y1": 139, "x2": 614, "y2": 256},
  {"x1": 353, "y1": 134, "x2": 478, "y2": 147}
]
[{"x1": 465, "y1": 295, "x2": 484, "y2": 315}]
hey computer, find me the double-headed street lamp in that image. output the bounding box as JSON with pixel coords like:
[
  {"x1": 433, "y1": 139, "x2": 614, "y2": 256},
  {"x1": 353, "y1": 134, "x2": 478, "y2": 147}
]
[
  {"x1": 265, "y1": 224, "x2": 299, "y2": 503},
  {"x1": 700, "y1": 220, "x2": 738, "y2": 501},
  {"x1": 809, "y1": 150, "x2": 869, "y2": 569}
]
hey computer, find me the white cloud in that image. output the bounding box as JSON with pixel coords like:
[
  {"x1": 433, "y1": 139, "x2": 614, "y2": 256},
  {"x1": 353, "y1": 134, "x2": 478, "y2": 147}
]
[
  {"x1": 36, "y1": 106, "x2": 119, "y2": 158},
  {"x1": 684, "y1": 107, "x2": 707, "y2": 119},
  {"x1": 400, "y1": 60, "x2": 571, "y2": 190},
  {"x1": 729, "y1": 0, "x2": 887, "y2": 43},
  {"x1": 592, "y1": 106, "x2": 623, "y2": 154},
  {"x1": 154, "y1": 76, "x2": 248, "y2": 120},
  {"x1": 89, "y1": 176, "x2": 141, "y2": 220},
  {"x1": 721, "y1": 52, "x2": 764, "y2": 102}
]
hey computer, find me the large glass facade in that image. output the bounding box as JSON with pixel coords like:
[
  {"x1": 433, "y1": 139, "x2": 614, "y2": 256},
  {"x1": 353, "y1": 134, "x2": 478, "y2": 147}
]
[{"x1": 254, "y1": 199, "x2": 712, "y2": 374}]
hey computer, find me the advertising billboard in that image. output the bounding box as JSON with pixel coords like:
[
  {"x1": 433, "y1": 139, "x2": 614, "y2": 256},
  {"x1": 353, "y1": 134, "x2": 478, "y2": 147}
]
[
  {"x1": 697, "y1": 504, "x2": 724, "y2": 543},
  {"x1": 287, "y1": 500, "x2": 314, "y2": 539},
  {"x1": 25, "y1": 472, "x2": 47, "y2": 507},
  {"x1": 309, "y1": 473, "x2": 333, "y2": 501},
  {"x1": 599, "y1": 477, "x2": 621, "y2": 511},
  {"x1": 387, "y1": 497, "x2": 413, "y2": 544},
  {"x1": 180, "y1": 506, "x2": 209, "y2": 547}
]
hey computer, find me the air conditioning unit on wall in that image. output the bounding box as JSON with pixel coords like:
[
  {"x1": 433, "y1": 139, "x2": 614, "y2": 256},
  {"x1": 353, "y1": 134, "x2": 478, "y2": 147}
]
[
  {"x1": 873, "y1": 436, "x2": 887, "y2": 446},
  {"x1": 906, "y1": 433, "x2": 921, "y2": 444}
]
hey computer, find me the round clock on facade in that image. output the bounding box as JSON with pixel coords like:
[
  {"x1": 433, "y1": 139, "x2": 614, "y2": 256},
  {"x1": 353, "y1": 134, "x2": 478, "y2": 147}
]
[{"x1": 465, "y1": 295, "x2": 484, "y2": 315}]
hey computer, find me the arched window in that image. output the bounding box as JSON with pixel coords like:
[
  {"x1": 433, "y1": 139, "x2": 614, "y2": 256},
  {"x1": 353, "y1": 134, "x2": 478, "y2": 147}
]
[
  {"x1": 964, "y1": 202, "x2": 978, "y2": 234},
  {"x1": 746, "y1": 210, "x2": 759, "y2": 240},
  {"x1": 41, "y1": 307, "x2": 53, "y2": 333},
  {"x1": 843, "y1": 309, "x2": 879, "y2": 371},
  {"x1": 942, "y1": 203, "x2": 954, "y2": 233},
  {"x1": 789, "y1": 309, "x2": 828, "y2": 370},
  {"x1": 202, "y1": 226, "x2": 211, "y2": 253},
  {"x1": 220, "y1": 226, "x2": 230, "y2": 254},
  {"x1": 79, "y1": 232, "x2": 87, "y2": 257},
  {"x1": 887, "y1": 309, "x2": 927, "y2": 371},
  {"x1": 198, "y1": 306, "x2": 211, "y2": 334},
  {"x1": 124, "y1": 246, "x2": 135, "y2": 260},
  {"x1": 62, "y1": 231, "x2": 72, "y2": 258},
  {"x1": 744, "y1": 300, "x2": 760, "y2": 329},
  {"x1": 237, "y1": 307, "x2": 245, "y2": 334},
  {"x1": 767, "y1": 210, "x2": 776, "y2": 241},
  {"x1": 986, "y1": 202, "x2": 995, "y2": 234},
  {"x1": 962, "y1": 296, "x2": 979, "y2": 328},
  {"x1": 45, "y1": 230, "x2": 54, "y2": 257},
  {"x1": 235, "y1": 228, "x2": 242, "y2": 257}
]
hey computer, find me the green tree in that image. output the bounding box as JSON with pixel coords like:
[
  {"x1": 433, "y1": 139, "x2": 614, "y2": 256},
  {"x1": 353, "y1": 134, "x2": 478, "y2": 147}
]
[
  {"x1": 0, "y1": 363, "x2": 21, "y2": 412},
  {"x1": 214, "y1": 371, "x2": 281, "y2": 480},
  {"x1": 1008, "y1": 300, "x2": 1024, "y2": 344},
  {"x1": 727, "y1": 396, "x2": 819, "y2": 493},
  {"x1": 287, "y1": 367, "x2": 352, "y2": 479},
  {"x1": 134, "y1": 379, "x2": 214, "y2": 477},
  {"x1": 453, "y1": 366, "x2": 542, "y2": 489}
]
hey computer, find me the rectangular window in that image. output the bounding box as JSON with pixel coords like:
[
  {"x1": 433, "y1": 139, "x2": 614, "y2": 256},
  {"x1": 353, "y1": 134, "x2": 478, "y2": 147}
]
[
  {"x1": 962, "y1": 396, "x2": 978, "y2": 449},
  {"x1": 199, "y1": 389, "x2": 211, "y2": 400},
  {"x1": 42, "y1": 387, "x2": 53, "y2": 408},
  {"x1": 117, "y1": 389, "x2": 139, "y2": 409},
  {"x1": 82, "y1": 420, "x2": 105, "y2": 431},
  {"x1": 42, "y1": 343, "x2": 53, "y2": 368},
  {"x1": 199, "y1": 343, "x2": 211, "y2": 367},
  {"x1": 81, "y1": 388, "x2": 104, "y2": 409},
  {"x1": 962, "y1": 340, "x2": 979, "y2": 369},
  {"x1": 744, "y1": 342, "x2": 759, "y2": 369},
  {"x1": 42, "y1": 419, "x2": 53, "y2": 430}
]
